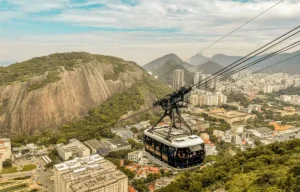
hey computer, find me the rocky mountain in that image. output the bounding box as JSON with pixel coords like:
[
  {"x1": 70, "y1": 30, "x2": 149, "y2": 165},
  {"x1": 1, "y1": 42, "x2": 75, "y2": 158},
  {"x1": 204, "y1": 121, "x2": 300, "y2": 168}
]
[
  {"x1": 144, "y1": 54, "x2": 225, "y2": 86},
  {"x1": 149, "y1": 59, "x2": 194, "y2": 86},
  {"x1": 189, "y1": 51, "x2": 300, "y2": 74},
  {"x1": 196, "y1": 61, "x2": 224, "y2": 74},
  {"x1": 144, "y1": 53, "x2": 194, "y2": 72},
  {"x1": 189, "y1": 54, "x2": 209, "y2": 65},
  {"x1": 0, "y1": 52, "x2": 171, "y2": 136}
]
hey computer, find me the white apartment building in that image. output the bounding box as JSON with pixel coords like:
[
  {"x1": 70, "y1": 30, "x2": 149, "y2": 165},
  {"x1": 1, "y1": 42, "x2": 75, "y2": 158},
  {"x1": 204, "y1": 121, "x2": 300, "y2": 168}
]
[
  {"x1": 205, "y1": 143, "x2": 218, "y2": 156},
  {"x1": 54, "y1": 154, "x2": 128, "y2": 192},
  {"x1": 189, "y1": 90, "x2": 227, "y2": 107},
  {"x1": 280, "y1": 95, "x2": 292, "y2": 103},
  {"x1": 173, "y1": 69, "x2": 185, "y2": 90},
  {"x1": 128, "y1": 151, "x2": 143, "y2": 163},
  {"x1": 194, "y1": 72, "x2": 202, "y2": 85},
  {"x1": 57, "y1": 139, "x2": 90, "y2": 161}
]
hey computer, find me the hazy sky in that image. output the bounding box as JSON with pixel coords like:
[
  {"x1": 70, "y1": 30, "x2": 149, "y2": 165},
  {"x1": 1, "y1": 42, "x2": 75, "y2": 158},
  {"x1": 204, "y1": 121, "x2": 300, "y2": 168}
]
[{"x1": 0, "y1": 0, "x2": 299, "y2": 65}]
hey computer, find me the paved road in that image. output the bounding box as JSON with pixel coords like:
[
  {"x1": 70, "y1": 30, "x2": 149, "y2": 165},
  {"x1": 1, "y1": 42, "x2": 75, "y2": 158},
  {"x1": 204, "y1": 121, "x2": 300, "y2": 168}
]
[{"x1": 15, "y1": 156, "x2": 54, "y2": 191}]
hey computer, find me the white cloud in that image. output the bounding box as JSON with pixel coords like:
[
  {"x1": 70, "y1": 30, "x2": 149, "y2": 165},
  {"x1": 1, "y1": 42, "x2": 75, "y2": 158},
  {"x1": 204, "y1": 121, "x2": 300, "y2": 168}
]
[{"x1": 0, "y1": 0, "x2": 299, "y2": 64}]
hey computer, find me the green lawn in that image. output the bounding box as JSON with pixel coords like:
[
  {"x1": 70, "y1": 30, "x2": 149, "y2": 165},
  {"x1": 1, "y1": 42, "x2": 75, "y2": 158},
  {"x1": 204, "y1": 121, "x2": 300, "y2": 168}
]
[
  {"x1": 0, "y1": 167, "x2": 18, "y2": 174},
  {"x1": 0, "y1": 164, "x2": 37, "y2": 175},
  {"x1": 0, "y1": 182, "x2": 13, "y2": 186},
  {"x1": 20, "y1": 164, "x2": 37, "y2": 172}
]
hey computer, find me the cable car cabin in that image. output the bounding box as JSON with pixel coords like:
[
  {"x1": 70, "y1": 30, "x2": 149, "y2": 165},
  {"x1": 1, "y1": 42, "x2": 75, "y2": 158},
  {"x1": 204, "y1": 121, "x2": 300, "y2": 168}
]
[{"x1": 144, "y1": 127, "x2": 205, "y2": 169}]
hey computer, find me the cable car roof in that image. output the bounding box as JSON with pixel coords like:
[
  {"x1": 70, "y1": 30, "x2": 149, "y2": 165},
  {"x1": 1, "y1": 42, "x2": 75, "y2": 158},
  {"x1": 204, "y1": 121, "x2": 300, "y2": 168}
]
[{"x1": 144, "y1": 127, "x2": 204, "y2": 148}]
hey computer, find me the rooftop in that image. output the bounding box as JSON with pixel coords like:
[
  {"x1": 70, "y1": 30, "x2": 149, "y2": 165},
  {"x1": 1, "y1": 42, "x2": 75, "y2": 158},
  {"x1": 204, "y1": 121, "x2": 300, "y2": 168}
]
[
  {"x1": 61, "y1": 162, "x2": 127, "y2": 192},
  {"x1": 144, "y1": 127, "x2": 204, "y2": 148},
  {"x1": 54, "y1": 154, "x2": 104, "y2": 172},
  {"x1": 253, "y1": 127, "x2": 273, "y2": 134},
  {"x1": 57, "y1": 139, "x2": 89, "y2": 153},
  {"x1": 107, "y1": 139, "x2": 130, "y2": 148},
  {"x1": 84, "y1": 139, "x2": 109, "y2": 149}
]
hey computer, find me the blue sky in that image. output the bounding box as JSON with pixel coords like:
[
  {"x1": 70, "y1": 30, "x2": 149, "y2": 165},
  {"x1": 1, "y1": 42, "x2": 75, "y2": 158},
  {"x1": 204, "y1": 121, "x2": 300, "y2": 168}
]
[{"x1": 0, "y1": 0, "x2": 299, "y2": 65}]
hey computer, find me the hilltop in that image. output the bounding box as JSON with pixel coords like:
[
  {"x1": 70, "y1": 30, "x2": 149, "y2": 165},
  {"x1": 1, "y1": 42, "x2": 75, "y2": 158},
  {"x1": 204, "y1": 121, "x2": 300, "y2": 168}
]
[
  {"x1": 0, "y1": 52, "x2": 172, "y2": 136},
  {"x1": 196, "y1": 61, "x2": 224, "y2": 74}
]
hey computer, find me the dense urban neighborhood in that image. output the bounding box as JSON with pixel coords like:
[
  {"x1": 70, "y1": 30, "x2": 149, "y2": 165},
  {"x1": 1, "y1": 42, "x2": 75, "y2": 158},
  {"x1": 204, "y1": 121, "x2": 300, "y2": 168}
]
[{"x1": 0, "y1": 70, "x2": 300, "y2": 191}]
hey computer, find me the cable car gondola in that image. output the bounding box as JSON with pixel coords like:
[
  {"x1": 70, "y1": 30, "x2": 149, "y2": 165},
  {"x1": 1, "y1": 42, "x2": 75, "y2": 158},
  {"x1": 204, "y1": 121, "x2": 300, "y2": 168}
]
[
  {"x1": 143, "y1": 87, "x2": 205, "y2": 169},
  {"x1": 144, "y1": 127, "x2": 205, "y2": 169}
]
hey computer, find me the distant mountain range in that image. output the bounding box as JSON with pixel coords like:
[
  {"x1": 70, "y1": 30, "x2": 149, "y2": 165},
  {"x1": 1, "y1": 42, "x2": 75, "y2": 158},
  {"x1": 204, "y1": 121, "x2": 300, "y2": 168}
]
[
  {"x1": 144, "y1": 51, "x2": 300, "y2": 85},
  {"x1": 144, "y1": 54, "x2": 227, "y2": 86},
  {"x1": 189, "y1": 51, "x2": 300, "y2": 74}
]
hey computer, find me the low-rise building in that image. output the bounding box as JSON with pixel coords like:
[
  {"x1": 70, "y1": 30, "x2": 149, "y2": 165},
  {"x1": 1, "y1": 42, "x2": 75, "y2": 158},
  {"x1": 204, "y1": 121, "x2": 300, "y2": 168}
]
[
  {"x1": 205, "y1": 143, "x2": 218, "y2": 156},
  {"x1": 84, "y1": 139, "x2": 110, "y2": 156},
  {"x1": 54, "y1": 154, "x2": 128, "y2": 192},
  {"x1": 128, "y1": 151, "x2": 143, "y2": 163},
  {"x1": 208, "y1": 110, "x2": 255, "y2": 125},
  {"x1": 213, "y1": 130, "x2": 225, "y2": 138},
  {"x1": 57, "y1": 139, "x2": 90, "y2": 161},
  {"x1": 248, "y1": 127, "x2": 274, "y2": 138},
  {"x1": 111, "y1": 128, "x2": 134, "y2": 140},
  {"x1": 222, "y1": 131, "x2": 232, "y2": 143},
  {"x1": 106, "y1": 139, "x2": 131, "y2": 152}
]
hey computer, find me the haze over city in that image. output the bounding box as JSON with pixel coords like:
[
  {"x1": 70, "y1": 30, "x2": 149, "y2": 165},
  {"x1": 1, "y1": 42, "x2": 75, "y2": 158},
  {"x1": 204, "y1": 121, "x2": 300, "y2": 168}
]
[{"x1": 1, "y1": 0, "x2": 300, "y2": 65}]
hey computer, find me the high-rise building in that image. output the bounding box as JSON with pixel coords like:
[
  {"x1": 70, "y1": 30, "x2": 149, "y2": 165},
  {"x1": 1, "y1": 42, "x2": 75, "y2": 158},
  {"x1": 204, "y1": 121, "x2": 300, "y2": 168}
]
[
  {"x1": 173, "y1": 69, "x2": 185, "y2": 90},
  {"x1": 194, "y1": 72, "x2": 202, "y2": 85},
  {"x1": 54, "y1": 154, "x2": 128, "y2": 192},
  {"x1": 189, "y1": 91, "x2": 227, "y2": 107}
]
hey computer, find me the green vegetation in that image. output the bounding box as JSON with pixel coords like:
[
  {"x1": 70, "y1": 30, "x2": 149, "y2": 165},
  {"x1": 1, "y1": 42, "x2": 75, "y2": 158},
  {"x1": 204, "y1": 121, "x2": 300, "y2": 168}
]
[
  {"x1": 57, "y1": 75, "x2": 171, "y2": 141},
  {"x1": 27, "y1": 71, "x2": 60, "y2": 91},
  {"x1": 268, "y1": 87, "x2": 300, "y2": 96},
  {"x1": 0, "y1": 164, "x2": 36, "y2": 175},
  {"x1": 13, "y1": 176, "x2": 31, "y2": 180},
  {"x1": 20, "y1": 164, "x2": 36, "y2": 172},
  {"x1": 159, "y1": 139, "x2": 300, "y2": 192},
  {"x1": 2, "y1": 159, "x2": 12, "y2": 168},
  {"x1": 11, "y1": 70, "x2": 172, "y2": 146},
  {"x1": 227, "y1": 93, "x2": 250, "y2": 107},
  {"x1": 0, "y1": 183, "x2": 28, "y2": 192},
  {"x1": 0, "y1": 182, "x2": 13, "y2": 186},
  {"x1": 0, "y1": 167, "x2": 18, "y2": 174},
  {"x1": 0, "y1": 52, "x2": 134, "y2": 90},
  {"x1": 128, "y1": 139, "x2": 144, "y2": 150},
  {"x1": 132, "y1": 173, "x2": 162, "y2": 192}
]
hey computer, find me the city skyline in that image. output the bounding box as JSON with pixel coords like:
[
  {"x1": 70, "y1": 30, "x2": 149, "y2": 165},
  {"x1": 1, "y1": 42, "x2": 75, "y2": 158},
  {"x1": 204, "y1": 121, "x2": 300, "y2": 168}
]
[{"x1": 1, "y1": 0, "x2": 300, "y2": 65}]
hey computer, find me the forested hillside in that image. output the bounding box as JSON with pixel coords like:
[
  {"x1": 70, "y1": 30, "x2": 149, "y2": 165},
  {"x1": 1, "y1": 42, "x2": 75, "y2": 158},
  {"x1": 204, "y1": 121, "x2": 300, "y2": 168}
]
[
  {"x1": 0, "y1": 52, "x2": 172, "y2": 135},
  {"x1": 160, "y1": 139, "x2": 300, "y2": 192}
]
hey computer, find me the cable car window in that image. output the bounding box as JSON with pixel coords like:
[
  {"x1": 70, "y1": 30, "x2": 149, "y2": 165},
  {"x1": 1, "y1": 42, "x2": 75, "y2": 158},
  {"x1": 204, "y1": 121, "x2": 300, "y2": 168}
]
[
  {"x1": 190, "y1": 144, "x2": 202, "y2": 152},
  {"x1": 169, "y1": 147, "x2": 176, "y2": 158},
  {"x1": 162, "y1": 145, "x2": 168, "y2": 162},
  {"x1": 154, "y1": 140, "x2": 161, "y2": 157}
]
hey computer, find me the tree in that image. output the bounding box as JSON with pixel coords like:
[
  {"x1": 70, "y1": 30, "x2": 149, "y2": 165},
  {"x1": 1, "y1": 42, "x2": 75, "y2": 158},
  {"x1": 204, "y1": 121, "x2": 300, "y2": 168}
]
[
  {"x1": 119, "y1": 167, "x2": 136, "y2": 180},
  {"x1": 128, "y1": 139, "x2": 143, "y2": 150},
  {"x1": 130, "y1": 127, "x2": 139, "y2": 133},
  {"x1": 56, "y1": 138, "x2": 67, "y2": 144},
  {"x1": 2, "y1": 159, "x2": 12, "y2": 168},
  {"x1": 209, "y1": 135, "x2": 218, "y2": 144},
  {"x1": 133, "y1": 179, "x2": 149, "y2": 192}
]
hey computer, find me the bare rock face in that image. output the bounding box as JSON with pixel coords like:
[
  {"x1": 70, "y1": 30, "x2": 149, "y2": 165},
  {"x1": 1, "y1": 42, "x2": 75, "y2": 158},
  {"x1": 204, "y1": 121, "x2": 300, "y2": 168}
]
[{"x1": 0, "y1": 59, "x2": 144, "y2": 135}]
